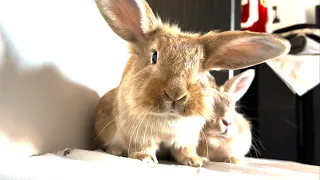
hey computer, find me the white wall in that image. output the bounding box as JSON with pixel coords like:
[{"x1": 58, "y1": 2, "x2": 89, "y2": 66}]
[
  {"x1": 271, "y1": 0, "x2": 319, "y2": 31},
  {"x1": 0, "y1": 0, "x2": 130, "y2": 158},
  {"x1": 0, "y1": 0, "x2": 130, "y2": 96}
]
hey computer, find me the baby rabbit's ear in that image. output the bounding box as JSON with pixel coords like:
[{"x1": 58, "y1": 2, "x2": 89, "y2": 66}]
[
  {"x1": 201, "y1": 31, "x2": 290, "y2": 71},
  {"x1": 222, "y1": 69, "x2": 255, "y2": 101},
  {"x1": 94, "y1": 0, "x2": 160, "y2": 42}
]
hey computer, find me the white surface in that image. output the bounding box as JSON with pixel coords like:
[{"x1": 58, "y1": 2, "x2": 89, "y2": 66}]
[{"x1": 1, "y1": 149, "x2": 318, "y2": 180}]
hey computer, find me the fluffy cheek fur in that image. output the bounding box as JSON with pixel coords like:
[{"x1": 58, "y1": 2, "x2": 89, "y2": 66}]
[
  {"x1": 125, "y1": 65, "x2": 155, "y2": 112},
  {"x1": 180, "y1": 83, "x2": 213, "y2": 118}
]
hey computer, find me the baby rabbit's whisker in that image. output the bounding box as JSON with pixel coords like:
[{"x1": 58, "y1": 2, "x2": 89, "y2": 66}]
[
  {"x1": 250, "y1": 126, "x2": 262, "y2": 134},
  {"x1": 251, "y1": 131, "x2": 266, "y2": 151},
  {"x1": 250, "y1": 143, "x2": 261, "y2": 157},
  {"x1": 251, "y1": 136, "x2": 263, "y2": 156}
]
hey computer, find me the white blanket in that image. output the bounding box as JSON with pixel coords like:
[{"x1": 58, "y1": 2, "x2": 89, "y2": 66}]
[
  {"x1": 0, "y1": 149, "x2": 318, "y2": 180},
  {"x1": 266, "y1": 54, "x2": 320, "y2": 96}
]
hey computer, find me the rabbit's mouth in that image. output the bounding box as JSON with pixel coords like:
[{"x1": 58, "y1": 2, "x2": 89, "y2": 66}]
[
  {"x1": 159, "y1": 106, "x2": 187, "y2": 117},
  {"x1": 156, "y1": 93, "x2": 190, "y2": 116},
  {"x1": 152, "y1": 110, "x2": 183, "y2": 118}
]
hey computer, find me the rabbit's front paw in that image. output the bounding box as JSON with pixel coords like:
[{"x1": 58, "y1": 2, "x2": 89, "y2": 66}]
[
  {"x1": 171, "y1": 143, "x2": 209, "y2": 167},
  {"x1": 180, "y1": 155, "x2": 209, "y2": 167},
  {"x1": 224, "y1": 157, "x2": 243, "y2": 164},
  {"x1": 129, "y1": 152, "x2": 158, "y2": 164}
]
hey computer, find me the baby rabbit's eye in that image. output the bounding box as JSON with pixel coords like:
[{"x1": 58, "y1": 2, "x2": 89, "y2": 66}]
[{"x1": 151, "y1": 51, "x2": 158, "y2": 64}]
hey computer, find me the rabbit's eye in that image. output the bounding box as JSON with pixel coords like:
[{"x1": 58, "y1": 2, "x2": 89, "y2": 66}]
[{"x1": 151, "y1": 51, "x2": 158, "y2": 64}]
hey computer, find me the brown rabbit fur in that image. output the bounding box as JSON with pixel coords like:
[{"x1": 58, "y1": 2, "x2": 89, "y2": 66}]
[
  {"x1": 198, "y1": 69, "x2": 255, "y2": 164},
  {"x1": 94, "y1": 0, "x2": 290, "y2": 167}
]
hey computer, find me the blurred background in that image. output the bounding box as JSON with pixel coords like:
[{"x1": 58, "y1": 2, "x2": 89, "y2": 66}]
[{"x1": 0, "y1": 0, "x2": 319, "y2": 166}]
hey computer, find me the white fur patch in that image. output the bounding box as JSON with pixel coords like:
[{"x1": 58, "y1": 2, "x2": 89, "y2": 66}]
[{"x1": 174, "y1": 116, "x2": 206, "y2": 148}]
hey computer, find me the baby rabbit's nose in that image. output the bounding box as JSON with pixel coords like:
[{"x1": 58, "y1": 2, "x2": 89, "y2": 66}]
[{"x1": 222, "y1": 119, "x2": 232, "y2": 126}]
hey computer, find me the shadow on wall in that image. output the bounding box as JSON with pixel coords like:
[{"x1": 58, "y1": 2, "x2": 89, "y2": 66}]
[{"x1": 0, "y1": 28, "x2": 100, "y2": 158}]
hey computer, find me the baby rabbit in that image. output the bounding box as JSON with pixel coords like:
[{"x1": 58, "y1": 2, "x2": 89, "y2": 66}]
[
  {"x1": 93, "y1": 0, "x2": 290, "y2": 167},
  {"x1": 198, "y1": 69, "x2": 255, "y2": 164}
]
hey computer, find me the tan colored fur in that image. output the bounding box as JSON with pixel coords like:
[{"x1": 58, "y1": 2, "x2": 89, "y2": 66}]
[{"x1": 93, "y1": 0, "x2": 290, "y2": 167}]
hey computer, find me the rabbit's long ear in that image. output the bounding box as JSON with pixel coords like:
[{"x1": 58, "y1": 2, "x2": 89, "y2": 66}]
[
  {"x1": 201, "y1": 31, "x2": 290, "y2": 71},
  {"x1": 94, "y1": 0, "x2": 161, "y2": 42},
  {"x1": 222, "y1": 69, "x2": 255, "y2": 101}
]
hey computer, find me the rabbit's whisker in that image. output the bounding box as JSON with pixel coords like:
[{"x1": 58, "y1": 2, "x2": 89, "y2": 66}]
[
  {"x1": 196, "y1": 109, "x2": 213, "y2": 126},
  {"x1": 135, "y1": 118, "x2": 145, "y2": 151},
  {"x1": 219, "y1": 137, "x2": 232, "y2": 170},
  {"x1": 95, "y1": 116, "x2": 117, "y2": 139},
  {"x1": 252, "y1": 133, "x2": 266, "y2": 151},
  {"x1": 110, "y1": 114, "x2": 126, "y2": 144},
  {"x1": 128, "y1": 118, "x2": 142, "y2": 155},
  {"x1": 150, "y1": 117, "x2": 154, "y2": 140},
  {"x1": 96, "y1": 104, "x2": 112, "y2": 115},
  {"x1": 200, "y1": 130, "x2": 209, "y2": 159},
  {"x1": 251, "y1": 136, "x2": 262, "y2": 156},
  {"x1": 143, "y1": 120, "x2": 150, "y2": 147}
]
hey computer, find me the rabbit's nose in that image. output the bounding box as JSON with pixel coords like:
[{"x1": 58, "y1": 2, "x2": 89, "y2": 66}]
[
  {"x1": 164, "y1": 89, "x2": 188, "y2": 103},
  {"x1": 222, "y1": 119, "x2": 232, "y2": 126},
  {"x1": 164, "y1": 77, "x2": 188, "y2": 103}
]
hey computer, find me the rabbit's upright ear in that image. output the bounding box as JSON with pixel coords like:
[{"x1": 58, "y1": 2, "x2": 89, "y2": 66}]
[
  {"x1": 94, "y1": 0, "x2": 161, "y2": 42},
  {"x1": 222, "y1": 69, "x2": 255, "y2": 102},
  {"x1": 201, "y1": 31, "x2": 290, "y2": 71}
]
